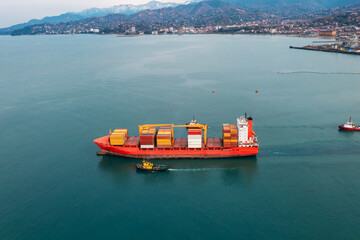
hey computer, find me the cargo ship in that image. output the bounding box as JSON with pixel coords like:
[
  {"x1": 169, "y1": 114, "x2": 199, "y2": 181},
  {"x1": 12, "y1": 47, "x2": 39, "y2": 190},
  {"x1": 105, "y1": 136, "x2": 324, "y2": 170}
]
[{"x1": 94, "y1": 115, "x2": 259, "y2": 159}]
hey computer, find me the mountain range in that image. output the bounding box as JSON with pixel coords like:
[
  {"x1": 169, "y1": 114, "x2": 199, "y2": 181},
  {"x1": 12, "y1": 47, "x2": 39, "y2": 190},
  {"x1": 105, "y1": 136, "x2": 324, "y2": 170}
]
[
  {"x1": 0, "y1": 1, "x2": 186, "y2": 34},
  {"x1": 3, "y1": 0, "x2": 360, "y2": 35},
  {"x1": 226, "y1": 0, "x2": 360, "y2": 9},
  {"x1": 10, "y1": 1, "x2": 280, "y2": 35}
]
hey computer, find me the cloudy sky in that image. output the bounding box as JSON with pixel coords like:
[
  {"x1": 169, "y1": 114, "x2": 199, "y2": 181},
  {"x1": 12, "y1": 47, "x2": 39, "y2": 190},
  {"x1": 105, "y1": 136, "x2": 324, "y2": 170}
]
[{"x1": 0, "y1": 0, "x2": 186, "y2": 28}]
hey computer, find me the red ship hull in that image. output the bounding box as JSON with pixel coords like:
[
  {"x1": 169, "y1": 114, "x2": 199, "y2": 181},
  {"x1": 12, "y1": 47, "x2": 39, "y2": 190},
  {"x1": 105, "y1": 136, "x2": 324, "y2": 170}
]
[
  {"x1": 94, "y1": 136, "x2": 259, "y2": 159},
  {"x1": 339, "y1": 125, "x2": 360, "y2": 131}
]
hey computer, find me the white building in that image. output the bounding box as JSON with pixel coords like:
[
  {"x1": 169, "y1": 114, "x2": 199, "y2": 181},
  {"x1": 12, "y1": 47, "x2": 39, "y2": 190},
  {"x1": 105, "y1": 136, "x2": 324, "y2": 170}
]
[{"x1": 270, "y1": 29, "x2": 277, "y2": 34}]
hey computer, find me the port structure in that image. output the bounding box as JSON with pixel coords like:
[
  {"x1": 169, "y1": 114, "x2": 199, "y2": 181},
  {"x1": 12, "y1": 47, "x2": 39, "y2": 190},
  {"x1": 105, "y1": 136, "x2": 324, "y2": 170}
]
[{"x1": 138, "y1": 123, "x2": 208, "y2": 144}]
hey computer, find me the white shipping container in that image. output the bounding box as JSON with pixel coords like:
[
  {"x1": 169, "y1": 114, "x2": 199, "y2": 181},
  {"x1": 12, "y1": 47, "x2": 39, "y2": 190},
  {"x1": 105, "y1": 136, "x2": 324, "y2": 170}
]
[
  {"x1": 141, "y1": 145, "x2": 155, "y2": 148},
  {"x1": 188, "y1": 141, "x2": 202, "y2": 144},
  {"x1": 188, "y1": 135, "x2": 202, "y2": 139},
  {"x1": 188, "y1": 145, "x2": 202, "y2": 147},
  {"x1": 188, "y1": 139, "x2": 202, "y2": 142}
]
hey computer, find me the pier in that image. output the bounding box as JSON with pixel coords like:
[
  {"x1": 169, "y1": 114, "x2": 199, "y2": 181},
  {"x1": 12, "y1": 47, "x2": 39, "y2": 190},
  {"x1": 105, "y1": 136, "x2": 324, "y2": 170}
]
[{"x1": 290, "y1": 46, "x2": 360, "y2": 55}]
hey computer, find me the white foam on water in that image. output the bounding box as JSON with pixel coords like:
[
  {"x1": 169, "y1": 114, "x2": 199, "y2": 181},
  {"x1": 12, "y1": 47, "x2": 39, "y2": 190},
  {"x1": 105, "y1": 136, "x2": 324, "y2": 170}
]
[
  {"x1": 168, "y1": 168, "x2": 236, "y2": 172},
  {"x1": 277, "y1": 71, "x2": 360, "y2": 75}
]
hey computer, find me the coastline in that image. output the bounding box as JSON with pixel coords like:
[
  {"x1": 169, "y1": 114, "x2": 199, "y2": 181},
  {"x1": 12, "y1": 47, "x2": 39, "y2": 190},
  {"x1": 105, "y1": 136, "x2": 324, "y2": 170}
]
[{"x1": 4, "y1": 32, "x2": 322, "y2": 39}]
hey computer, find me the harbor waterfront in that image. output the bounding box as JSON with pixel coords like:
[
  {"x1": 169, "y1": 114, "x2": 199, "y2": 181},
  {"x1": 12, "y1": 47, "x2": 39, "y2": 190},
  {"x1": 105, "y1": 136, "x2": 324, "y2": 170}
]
[
  {"x1": 290, "y1": 45, "x2": 360, "y2": 55},
  {"x1": 1, "y1": 34, "x2": 360, "y2": 239}
]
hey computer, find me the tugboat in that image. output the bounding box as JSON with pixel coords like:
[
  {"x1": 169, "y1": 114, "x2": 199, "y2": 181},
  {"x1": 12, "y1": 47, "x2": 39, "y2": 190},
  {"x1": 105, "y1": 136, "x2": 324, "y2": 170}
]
[
  {"x1": 339, "y1": 117, "x2": 360, "y2": 131},
  {"x1": 136, "y1": 160, "x2": 169, "y2": 172}
]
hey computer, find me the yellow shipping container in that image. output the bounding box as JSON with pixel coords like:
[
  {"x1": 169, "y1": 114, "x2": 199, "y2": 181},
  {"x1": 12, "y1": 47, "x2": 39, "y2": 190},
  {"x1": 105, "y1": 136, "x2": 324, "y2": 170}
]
[
  {"x1": 157, "y1": 143, "x2": 171, "y2": 146},
  {"x1": 110, "y1": 133, "x2": 126, "y2": 146},
  {"x1": 113, "y1": 129, "x2": 128, "y2": 133},
  {"x1": 157, "y1": 138, "x2": 171, "y2": 141},
  {"x1": 110, "y1": 140, "x2": 125, "y2": 145},
  {"x1": 111, "y1": 133, "x2": 126, "y2": 137},
  {"x1": 113, "y1": 132, "x2": 126, "y2": 136},
  {"x1": 230, "y1": 139, "x2": 238, "y2": 142},
  {"x1": 223, "y1": 133, "x2": 231, "y2": 137}
]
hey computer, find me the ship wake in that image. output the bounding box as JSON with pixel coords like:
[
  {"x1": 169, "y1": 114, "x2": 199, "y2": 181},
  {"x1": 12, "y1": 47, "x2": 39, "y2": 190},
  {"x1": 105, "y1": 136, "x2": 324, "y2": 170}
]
[
  {"x1": 277, "y1": 71, "x2": 360, "y2": 75},
  {"x1": 168, "y1": 168, "x2": 236, "y2": 172}
]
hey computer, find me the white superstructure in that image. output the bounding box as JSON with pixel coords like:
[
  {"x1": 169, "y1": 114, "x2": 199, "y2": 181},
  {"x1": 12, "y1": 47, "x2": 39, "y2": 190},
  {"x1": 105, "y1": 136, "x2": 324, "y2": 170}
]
[
  {"x1": 237, "y1": 116, "x2": 249, "y2": 143},
  {"x1": 343, "y1": 117, "x2": 355, "y2": 129},
  {"x1": 344, "y1": 121, "x2": 355, "y2": 128}
]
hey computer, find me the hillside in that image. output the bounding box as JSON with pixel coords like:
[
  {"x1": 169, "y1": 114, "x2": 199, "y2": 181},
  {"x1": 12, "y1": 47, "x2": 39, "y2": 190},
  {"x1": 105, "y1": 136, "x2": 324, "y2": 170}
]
[
  {"x1": 225, "y1": 0, "x2": 360, "y2": 9},
  {"x1": 11, "y1": 1, "x2": 277, "y2": 35},
  {"x1": 2, "y1": 0, "x2": 360, "y2": 35},
  {"x1": 0, "y1": 1, "x2": 179, "y2": 34}
]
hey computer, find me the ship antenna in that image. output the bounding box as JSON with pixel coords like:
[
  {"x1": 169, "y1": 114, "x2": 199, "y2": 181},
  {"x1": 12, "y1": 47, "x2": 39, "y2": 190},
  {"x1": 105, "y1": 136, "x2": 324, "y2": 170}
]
[
  {"x1": 245, "y1": 112, "x2": 247, "y2": 119},
  {"x1": 350, "y1": 116, "x2": 352, "y2": 122}
]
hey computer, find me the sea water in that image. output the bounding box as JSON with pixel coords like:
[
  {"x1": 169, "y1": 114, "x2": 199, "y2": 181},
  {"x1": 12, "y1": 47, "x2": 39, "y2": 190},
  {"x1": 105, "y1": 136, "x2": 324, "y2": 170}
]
[{"x1": 1, "y1": 34, "x2": 360, "y2": 239}]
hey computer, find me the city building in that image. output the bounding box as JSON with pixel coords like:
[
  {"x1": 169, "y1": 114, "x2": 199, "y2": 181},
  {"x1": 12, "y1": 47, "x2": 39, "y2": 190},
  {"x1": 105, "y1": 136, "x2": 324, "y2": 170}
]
[{"x1": 319, "y1": 30, "x2": 337, "y2": 36}]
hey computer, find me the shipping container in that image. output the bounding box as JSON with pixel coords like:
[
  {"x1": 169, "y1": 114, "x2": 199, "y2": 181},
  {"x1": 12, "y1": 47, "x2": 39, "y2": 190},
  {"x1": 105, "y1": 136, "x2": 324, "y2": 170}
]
[
  {"x1": 140, "y1": 145, "x2": 155, "y2": 148},
  {"x1": 110, "y1": 133, "x2": 127, "y2": 146},
  {"x1": 157, "y1": 145, "x2": 172, "y2": 148},
  {"x1": 222, "y1": 123, "x2": 238, "y2": 148}
]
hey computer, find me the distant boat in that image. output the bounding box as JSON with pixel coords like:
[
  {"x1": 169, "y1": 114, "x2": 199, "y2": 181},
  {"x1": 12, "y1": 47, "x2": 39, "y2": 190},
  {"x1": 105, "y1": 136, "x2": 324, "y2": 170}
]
[
  {"x1": 339, "y1": 117, "x2": 360, "y2": 131},
  {"x1": 186, "y1": 116, "x2": 198, "y2": 126}
]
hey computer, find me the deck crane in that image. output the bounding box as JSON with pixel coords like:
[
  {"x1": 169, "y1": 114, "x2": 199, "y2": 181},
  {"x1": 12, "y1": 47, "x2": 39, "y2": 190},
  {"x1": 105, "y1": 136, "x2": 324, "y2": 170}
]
[{"x1": 138, "y1": 123, "x2": 208, "y2": 145}]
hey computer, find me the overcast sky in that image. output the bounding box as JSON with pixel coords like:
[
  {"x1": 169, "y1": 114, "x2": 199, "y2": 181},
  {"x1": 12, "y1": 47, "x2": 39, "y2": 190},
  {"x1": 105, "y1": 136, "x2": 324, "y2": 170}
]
[{"x1": 0, "y1": 0, "x2": 186, "y2": 28}]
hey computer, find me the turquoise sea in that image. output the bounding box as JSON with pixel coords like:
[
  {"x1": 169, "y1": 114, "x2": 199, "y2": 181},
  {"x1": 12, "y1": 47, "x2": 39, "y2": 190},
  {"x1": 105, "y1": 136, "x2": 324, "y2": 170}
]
[{"x1": 1, "y1": 34, "x2": 360, "y2": 239}]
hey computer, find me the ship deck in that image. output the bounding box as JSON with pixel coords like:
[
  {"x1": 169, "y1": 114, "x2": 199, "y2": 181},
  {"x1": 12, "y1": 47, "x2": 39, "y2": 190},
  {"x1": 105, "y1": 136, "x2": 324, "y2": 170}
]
[
  {"x1": 122, "y1": 137, "x2": 223, "y2": 149},
  {"x1": 124, "y1": 137, "x2": 140, "y2": 147}
]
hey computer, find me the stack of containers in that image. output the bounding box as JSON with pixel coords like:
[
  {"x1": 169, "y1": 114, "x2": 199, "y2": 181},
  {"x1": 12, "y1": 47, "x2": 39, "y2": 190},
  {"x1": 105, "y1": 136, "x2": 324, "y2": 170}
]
[
  {"x1": 188, "y1": 128, "x2": 202, "y2": 148},
  {"x1": 109, "y1": 129, "x2": 128, "y2": 146},
  {"x1": 140, "y1": 127, "x2": 157, "y2": 148},
  {"x1": 223, "y1": 124, "x2": 238, "y2": 148},
  {"x1": 156, "y1": 127, "x2": 173, "y2": 148}
]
